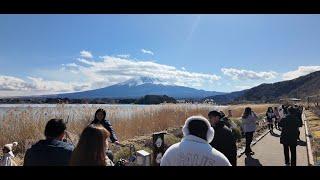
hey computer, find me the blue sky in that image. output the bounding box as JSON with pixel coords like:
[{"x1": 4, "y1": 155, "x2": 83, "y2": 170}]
[{"x1": 1, "y1": 14, "x2": 320, "y2": 96}]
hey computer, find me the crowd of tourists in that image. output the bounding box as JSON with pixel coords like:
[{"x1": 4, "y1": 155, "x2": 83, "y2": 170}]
[{"x1": 0, "y1": 104, "x2": 304, "y2": 166}]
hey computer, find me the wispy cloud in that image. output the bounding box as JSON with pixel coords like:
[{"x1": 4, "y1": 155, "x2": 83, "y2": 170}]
[
  {"x1": 80, "y1": 50, "x2": 93, "y2": 59},
  {"x1": 141, "y1": 49, "x2": 154, "y2": 55},
  {"x1": 221, "y1": 68, "x2": 278, "y2": 80},
  {"x1": 187, "y1": 15, "x2": 201, "y2": 41},
  {"x1": 117, "y1": 54, "x2": 130, "y2": 58},
  {"x1": 282, "y1": 66, "x2": 320, "y2": 80}
]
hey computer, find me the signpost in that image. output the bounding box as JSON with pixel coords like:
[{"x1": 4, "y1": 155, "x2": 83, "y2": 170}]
[{"x1": 152, "y1": 131, "x2": 166, "y2": 166}]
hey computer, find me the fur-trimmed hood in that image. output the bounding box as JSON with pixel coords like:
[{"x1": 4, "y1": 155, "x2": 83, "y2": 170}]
[{"x1": 182, "y1": 115, "x2": 215, "y2": 143}]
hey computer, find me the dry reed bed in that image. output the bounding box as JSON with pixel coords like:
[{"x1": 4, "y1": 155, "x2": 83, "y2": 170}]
[{"x1": 0, "y1": 103, "x2": 276, "y2": 154}]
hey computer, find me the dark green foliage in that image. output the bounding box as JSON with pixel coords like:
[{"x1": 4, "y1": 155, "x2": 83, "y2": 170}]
[
  {"x1": 135, "y1": 95, "x2": 177, "y2": 105},
  {"x1": 118, "y1": 99, "x2": 136, "y2": 104}
]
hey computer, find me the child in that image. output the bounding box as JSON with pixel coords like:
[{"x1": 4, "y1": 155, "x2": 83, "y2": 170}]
[{"x1": 0, "y1": 142, "x2": 18, "y2": 166}]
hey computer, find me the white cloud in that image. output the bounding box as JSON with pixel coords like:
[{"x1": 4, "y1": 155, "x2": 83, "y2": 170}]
[
  {"x1": 80, "y1": 50, "x2": 93, "y2": 59},
  {"x1": 141, "y1": 49, "x2": 154, "y2": 55},
  {"x1": 61, "y1": 55, "x2": 221, "y2": 89},
  {"x1": 221, "y1": 68, "x2": 278, "y2": 80},
  {"x1": 0, "y1": 75, "x2": 35, "y2": 91},
  {"x1": 27, "y1": 77, "x2": 89, "y2": 92},
  {"x1": 0, "y1": 75, "x2": 90, "y2": 97},
  {"x1": 1, "y1": 51, "x2": 223, "y2": 96},
  {"x1": 117, "y1": 54, "x2": 130, "y2": 58},
  {"x1": 182, "y1": 67, "x2": 186, "y2": 71},
  {"x1": 282, "y1": 66, "x2": 320, "y2": 80},
  {"x1": 61, "y1": 63, "x2": 80, "y2": 74}
]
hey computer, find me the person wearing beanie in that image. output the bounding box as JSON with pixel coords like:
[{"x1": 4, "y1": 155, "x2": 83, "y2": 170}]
[
  {"x1": 0, "y1": 142, "x2": 18, "y2": 166},
  {"x1": 208, "y1": 111, "x2": 237, "y2": 166},
  {"x1": 160, "y1": 116, "x2": 231, "y2": 166}
]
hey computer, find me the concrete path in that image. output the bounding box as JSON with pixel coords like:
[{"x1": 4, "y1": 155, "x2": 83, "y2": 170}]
[{"x1": 238, "y1": 127, "x2": 308, "y2": 166}]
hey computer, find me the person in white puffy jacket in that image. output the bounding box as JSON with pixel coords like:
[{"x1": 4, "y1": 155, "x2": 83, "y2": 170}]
[
  {"x1": 0, "y1": 142, "x2": 18, "y2": 166},
  {"x1": 160, "y1": 116, "x2": 231, "y2": 166},
  {"x1": 241, "y1": 107, "x2": 258, "y2": 156}
]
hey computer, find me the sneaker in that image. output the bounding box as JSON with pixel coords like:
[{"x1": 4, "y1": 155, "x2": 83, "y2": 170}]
[
  {"x1": 285, "y1": 164, "x2": 290, "y2": 166},
  {"x1": 250, "y1": 151, "x2": 255, "y2": 155}
]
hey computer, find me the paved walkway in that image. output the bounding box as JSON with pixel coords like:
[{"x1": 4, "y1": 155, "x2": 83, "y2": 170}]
[{"x1": 238, "y1": 126, "x2": 308, "y2": 166}]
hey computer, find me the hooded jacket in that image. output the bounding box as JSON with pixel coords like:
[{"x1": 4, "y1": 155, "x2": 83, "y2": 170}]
[
  {"x1": 160, "y1": 116, "x2": 231, "y2": 166},
  {"x1": 24, "y1": 139, "x2": 74, "y2": 166}
]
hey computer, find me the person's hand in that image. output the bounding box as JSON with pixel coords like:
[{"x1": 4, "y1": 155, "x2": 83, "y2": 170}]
[{"x1": 114, "y1": 141, "x2": 121, "y2": 146}]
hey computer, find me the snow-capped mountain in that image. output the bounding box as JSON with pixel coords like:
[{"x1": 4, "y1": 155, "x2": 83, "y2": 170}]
[
  {"x1": 117, "y1": 77, "x2": 164, "y2": 87},
  {"x1": 49, "y1": 76, "x2": 225, "y2": 99}
]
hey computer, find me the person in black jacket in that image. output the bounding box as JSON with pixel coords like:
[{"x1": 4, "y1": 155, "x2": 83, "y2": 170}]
[
  {"x1": 91, "y1": 108, "x2": 119, "y2": 144},
  {"x1": 91, "y1": 108, "x2": 120, "y2": 162},
  {"x1": 279, "y1": 107, "x2": 301, "y2": 166},
  {"x1": 208, "y1": 111, "x2": 237, "y2": 166},
  {"x1": 294, "y1": 105, "x2": 303, "y2": 141},
  {"x1": 24, "y1": 119, "x2": 74, "y2": 166}
]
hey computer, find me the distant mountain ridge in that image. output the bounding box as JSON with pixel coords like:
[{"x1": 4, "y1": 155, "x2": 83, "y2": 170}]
[
  {"x1": 45, "y1": 76, "x2": 225, "y2": 99},
  {"x1": 207, "y1": 70, "x2": 320, "y2": 104},
  {"x1": 236, "y1": 70, "x2": 320, "y2": 102}
]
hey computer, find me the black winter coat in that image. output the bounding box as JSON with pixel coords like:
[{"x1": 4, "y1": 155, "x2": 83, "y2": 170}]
[
  {"x1": 279, "y1": 115, "x2": 300, "y2": 146},
  {"x1": 91, "y1": 119, "x2": 118, "y2": 143},
  {"x1": 210, "y1": 121, "x2": 237, "y2": 166},
  {"x1": 296, "y1": 108, "x2": 303, "y2": 127},
  {"x1": 24, "y1": 139, "x2": 74, "y2": 166}
]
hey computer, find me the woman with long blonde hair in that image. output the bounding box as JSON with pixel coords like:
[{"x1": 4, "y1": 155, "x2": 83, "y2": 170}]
[{"x1": 70, "y1": 124, "x2": 114, "y2": 166}]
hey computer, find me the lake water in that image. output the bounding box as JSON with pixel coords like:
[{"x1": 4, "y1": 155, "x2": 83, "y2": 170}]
[{"x1": 0, "y1": 103, "x2": 226, "y2": 122}]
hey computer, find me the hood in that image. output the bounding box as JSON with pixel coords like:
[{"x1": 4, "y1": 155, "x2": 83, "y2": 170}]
[
  {"x1": 182, "y1": 115, "x2": 214, "y2": 143},
  {"x1": 182, "y1": 134, "x2": 208, "y2": 144}
]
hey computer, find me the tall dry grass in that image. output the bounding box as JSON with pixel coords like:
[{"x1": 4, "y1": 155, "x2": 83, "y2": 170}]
[
  {"x1": 223, "y1": 104, "x2": 279, "y2": 117},
  {"x1": 0, "y1": 103, "x2": 277, "y2": 154},
  {"x1": 0, "y1": 104, "x2": 217, "y2": 153}
]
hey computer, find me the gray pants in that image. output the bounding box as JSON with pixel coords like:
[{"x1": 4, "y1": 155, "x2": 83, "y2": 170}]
[{"x1": 106, "y1": 150, "x2": 114, "y2": 162}]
